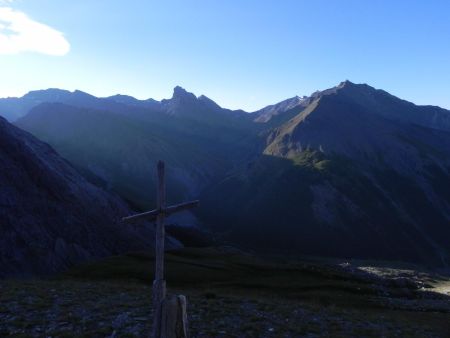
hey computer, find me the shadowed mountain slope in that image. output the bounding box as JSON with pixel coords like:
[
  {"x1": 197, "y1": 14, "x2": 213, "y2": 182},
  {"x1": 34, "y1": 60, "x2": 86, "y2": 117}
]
[
  {"x1": 0, "y1": 117, "x2": 180, "y2": 277},
  {"x1": 200, "y1": 82, "x2": 450, "y2": 266}
]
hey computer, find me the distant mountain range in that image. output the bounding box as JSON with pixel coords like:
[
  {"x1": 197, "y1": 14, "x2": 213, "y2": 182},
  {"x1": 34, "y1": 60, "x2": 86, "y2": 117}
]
[
  {"x1": 3, "y1": 81, "x2": 450, "y2": 267},
  {"x1": 11, "y1": 87, "x2": 259, "y2": 214}
]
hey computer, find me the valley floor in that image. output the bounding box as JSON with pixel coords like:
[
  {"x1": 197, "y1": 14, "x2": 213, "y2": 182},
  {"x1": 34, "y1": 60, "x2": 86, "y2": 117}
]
[{"x1": 0, "y1": 247, "x2": 449, "y2": 337}]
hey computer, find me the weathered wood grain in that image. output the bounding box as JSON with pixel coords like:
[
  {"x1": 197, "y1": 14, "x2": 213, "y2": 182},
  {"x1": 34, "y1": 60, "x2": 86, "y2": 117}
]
[{"x1": 160, "y1": 295, "x2": 189, "y2": 338}]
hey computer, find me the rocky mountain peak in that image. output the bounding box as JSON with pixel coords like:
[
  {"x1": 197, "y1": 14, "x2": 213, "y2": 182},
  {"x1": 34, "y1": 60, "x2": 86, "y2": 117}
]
[
  {"x1": 106, "y1": 94, "x2": 138, "y2": 104},
  {"x1": 198, "y1": 95, "x2": 221, "y2": 110},
  {"x1": 22, "y1": 88, "x2": 72, "y2": 101},
  {"x1": 253, "y1": 95, "x2": 307, "y2": 123},
  {"x1": 172, "y1": 86, "x2": 197, "y2": 101},
  {"x1": 337, "y1": 79, "x2": 356, "y2": 88}
]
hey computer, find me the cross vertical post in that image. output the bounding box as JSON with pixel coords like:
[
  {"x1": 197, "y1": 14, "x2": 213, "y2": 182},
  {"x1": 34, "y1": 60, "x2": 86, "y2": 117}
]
[
  {"x1": 153, "y1": 160, "x2": 167, "y2": 337},
  {"x1": 122, "y1": 160, "x2": 199, "y2": 338}
]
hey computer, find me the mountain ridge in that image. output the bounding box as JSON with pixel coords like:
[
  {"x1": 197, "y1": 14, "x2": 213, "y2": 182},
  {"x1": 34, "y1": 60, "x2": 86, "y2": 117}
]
[
  {"x1": 4, "y1": 81, "x2": 450, "y2": 127},
  {"x1": 9, "y1": 81, "x2": 450, "y2": 266}
]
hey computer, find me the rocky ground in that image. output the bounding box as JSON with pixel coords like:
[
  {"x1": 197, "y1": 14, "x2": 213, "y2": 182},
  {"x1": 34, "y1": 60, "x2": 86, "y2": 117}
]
[{"x1": 1, "y1": 247, "x2": 449, "y2": 337}]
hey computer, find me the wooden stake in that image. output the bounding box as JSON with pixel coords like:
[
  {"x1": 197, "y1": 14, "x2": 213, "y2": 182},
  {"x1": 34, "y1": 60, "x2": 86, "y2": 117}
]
[
  {"x1": 153, "y1": 160, "x2": 167, "y2": 338},
  {"x1": 160, "y1": 295, "x2": 189, "y2": 338},
  {"x1": 122, "y1": 160, "x2": 197, "y2": 338}
]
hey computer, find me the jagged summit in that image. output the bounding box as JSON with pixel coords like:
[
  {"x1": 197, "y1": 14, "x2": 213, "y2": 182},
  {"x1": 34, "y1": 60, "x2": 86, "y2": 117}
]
[
  {"x1": 198, "y1": 94, "x2": 221, "y2": 109},
  {"x1": 172, "y1": 86, "x2": 197, "y2": 100},
  {"x1": 337, "y1": 79, "x2": 356, "y2": 88},
  {"x1": 198, "y1": 94, "x2": 212, "y2": 101},
  {"x1": 252, "y1": 80, "x2": 378, "y2": 124},
  {"x1": 335, "y1": 80, "x2": 378, "y2": 94}
]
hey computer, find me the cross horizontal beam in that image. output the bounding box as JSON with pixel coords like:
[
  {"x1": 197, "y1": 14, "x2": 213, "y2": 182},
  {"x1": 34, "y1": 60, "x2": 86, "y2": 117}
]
[{"x1": 122, "y1": 200, "x2": 199, "y2": 223}]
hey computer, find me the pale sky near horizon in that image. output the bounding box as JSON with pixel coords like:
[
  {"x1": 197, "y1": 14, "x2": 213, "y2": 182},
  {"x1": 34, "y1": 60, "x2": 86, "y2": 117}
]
[{"x1": 0, "y1": 0, "x2": 449, "y2": 111}]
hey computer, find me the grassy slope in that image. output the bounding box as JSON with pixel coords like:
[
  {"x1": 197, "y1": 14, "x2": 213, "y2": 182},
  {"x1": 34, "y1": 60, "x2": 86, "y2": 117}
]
[{"x1": 1, "y1": 247, "x2": 449, "y2": 337}]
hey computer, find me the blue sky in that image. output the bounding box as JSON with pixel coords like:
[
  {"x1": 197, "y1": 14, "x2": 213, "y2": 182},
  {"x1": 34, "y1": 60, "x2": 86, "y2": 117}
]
[{"x1": 0, "y1": 0, "x2": 449, "y2": 111}]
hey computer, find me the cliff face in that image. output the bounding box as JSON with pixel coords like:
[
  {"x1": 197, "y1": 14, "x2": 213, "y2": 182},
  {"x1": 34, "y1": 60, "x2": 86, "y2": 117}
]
[{"x1": 0, "y1": 116, "x2": 179, "y2": 277}]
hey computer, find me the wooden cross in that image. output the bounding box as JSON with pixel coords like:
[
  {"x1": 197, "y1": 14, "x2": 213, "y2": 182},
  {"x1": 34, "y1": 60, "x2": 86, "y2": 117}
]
[{"x1": 122, "y1": 160, "x2": 199, "y2": 338}]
